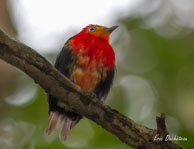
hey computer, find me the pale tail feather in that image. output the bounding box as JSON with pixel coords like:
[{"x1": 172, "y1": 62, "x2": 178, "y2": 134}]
[
  {"x1": 60, "y1": 117, "x2": 72, "y2": 140},
  {"x1": 46, "y1": 112, "x2": 58, "y2": 135},
  {"x1": 46, "y1": 111, "x2": 78, "y2": 141}
]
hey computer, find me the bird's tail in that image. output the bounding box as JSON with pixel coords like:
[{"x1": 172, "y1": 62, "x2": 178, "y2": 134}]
[{"x1": 46, "y1": 111, "x2": 79, "y2": 141}]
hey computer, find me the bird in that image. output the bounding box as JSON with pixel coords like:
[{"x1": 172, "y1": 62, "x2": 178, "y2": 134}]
[{"x1": 46, "y1": 24, "x2": 118, "y2": 140}]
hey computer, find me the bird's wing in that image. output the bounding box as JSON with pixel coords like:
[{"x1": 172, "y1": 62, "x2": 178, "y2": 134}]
[{"x1": 55, "y1": 38, "x2": 77, "y2": 77}]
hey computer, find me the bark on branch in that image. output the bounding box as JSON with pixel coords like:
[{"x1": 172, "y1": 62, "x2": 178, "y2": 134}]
[{"x1": 0, "y1": 29, "x2": 183, "y2": 149}]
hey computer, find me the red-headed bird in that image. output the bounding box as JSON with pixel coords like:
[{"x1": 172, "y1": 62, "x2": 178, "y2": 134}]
[{"x1": 46, "y1": 24, "x2": 118, "y2": 140}]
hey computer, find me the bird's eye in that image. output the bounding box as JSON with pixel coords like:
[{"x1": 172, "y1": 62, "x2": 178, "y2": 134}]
[{"x1": 88, "y1": 27, "x2": 96, "y2": 32}]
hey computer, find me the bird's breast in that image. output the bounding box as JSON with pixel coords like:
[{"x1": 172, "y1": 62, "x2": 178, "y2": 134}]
[
  {"x1": 70, "y1": 54, "x2": 108, "y2": 92},
  {"x1": 69, "y1": 38, "x2": 115, "y2": 92}
]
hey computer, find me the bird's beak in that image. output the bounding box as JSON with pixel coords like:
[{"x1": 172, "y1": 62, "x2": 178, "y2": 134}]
[{"x1": 104, "y1": 26, "x2": 118, "y2": 34}]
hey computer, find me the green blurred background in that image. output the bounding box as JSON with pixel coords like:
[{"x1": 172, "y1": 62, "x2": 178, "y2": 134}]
[{"x1": 0, "y1": 0, "x2": 194, "y2": 148}]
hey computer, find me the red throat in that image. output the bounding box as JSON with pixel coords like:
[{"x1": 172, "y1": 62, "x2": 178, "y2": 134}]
[{"x1": 69, "y1": 32, "x2": 115, "y2": 68}]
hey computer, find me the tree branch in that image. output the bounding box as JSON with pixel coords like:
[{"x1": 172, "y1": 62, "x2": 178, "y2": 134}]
[{"x1": 0, "y1": 28, "x2": 183, "y2": 149}]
